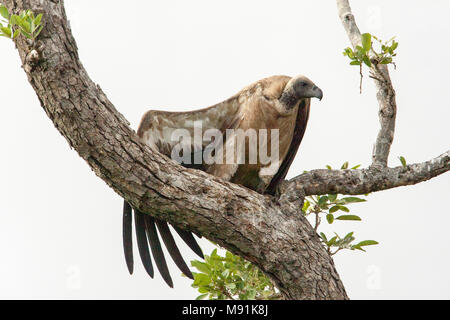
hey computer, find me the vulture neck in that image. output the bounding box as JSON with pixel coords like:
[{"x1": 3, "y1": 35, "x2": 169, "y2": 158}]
[
  {"x1": 279, "y1": 86, "x2": 300, "y2": 109},
  {"x1": 279, "y1": 90, "x2": 307, "y2": 110}
]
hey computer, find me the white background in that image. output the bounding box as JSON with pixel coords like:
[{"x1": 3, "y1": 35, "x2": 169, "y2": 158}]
[{"x1": 0, "y1": 0, "x2": 449, "y2": 299}]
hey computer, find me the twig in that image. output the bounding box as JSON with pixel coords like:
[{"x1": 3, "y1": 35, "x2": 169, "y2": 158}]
[
  {"x1": 359, "y1": 64, "x2": 363, "y2": 94},
  {"x1": 330, "y1": 248, "x2": 343, "y2": 256},
  {"x1": 314, "y1": 211, "x2": 321, "y2": 232}
]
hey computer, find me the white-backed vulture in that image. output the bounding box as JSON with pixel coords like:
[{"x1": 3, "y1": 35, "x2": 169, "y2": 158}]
[{"x1": 123, "y1": 75, "x2": 323, "y2": 287}]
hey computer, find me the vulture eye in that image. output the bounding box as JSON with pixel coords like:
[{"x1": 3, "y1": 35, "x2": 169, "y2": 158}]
[{"x1": 301, "y1": 82, "x2": 307, "y2": 87}]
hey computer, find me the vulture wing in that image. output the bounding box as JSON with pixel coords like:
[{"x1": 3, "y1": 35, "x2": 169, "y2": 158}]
[{"x1": 122, "y1": 97, "x2": 242, "y2": 286}]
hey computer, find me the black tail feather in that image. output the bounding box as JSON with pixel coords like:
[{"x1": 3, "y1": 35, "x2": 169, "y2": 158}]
[
  {"x1": 155, "y1": 220, "x2": 194, "y2": 280},
  {"x1": 173, "y1": 226, "x2": 204, "y2": 259},
  {"x1": 134, "y1": 210, "x2": 154, "y2": 278},
  {"x1": 122, "y1": 201, "x2": 134, "y2": 275},
  {"x1": 142, "y1": 214, "x2": 174, "y2": 288},
  {"x1": 123, "y1": 203, "x2": 203, "y2": 286}
]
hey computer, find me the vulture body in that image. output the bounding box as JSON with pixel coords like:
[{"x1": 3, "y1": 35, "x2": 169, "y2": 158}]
[{"x1": 123, "y1": 75, "x2": 323, "y2": 287}]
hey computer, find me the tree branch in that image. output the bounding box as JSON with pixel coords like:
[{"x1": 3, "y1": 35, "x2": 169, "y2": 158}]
[
  {"x1": 337, "y1": 0, "x2": 397, "y2": 167},
  {"x1": 285, "y1": 151, "x2": 450, "y2": 196}
]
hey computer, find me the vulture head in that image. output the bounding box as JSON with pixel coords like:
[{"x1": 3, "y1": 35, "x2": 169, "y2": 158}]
[{"x1": 280, "y1": 75, "x2": 323, "y2": 110}]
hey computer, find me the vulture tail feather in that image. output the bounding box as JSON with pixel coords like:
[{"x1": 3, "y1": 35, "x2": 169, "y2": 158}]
[
  {"x1": 155, "y1": 220, "x2": 194, "y2": 280},
  {"x1": 173, "y1": 226, "x2": 204, "y2": 259},
  {"x1": 122, "y1": 201, "x2": 134, "y2": 274},
  {"x1": 143, "y1": 214, "x2": 174, "y2": 288},
  {"x1": 134, "y1": 210, "x2": 154, "y2": 278}
]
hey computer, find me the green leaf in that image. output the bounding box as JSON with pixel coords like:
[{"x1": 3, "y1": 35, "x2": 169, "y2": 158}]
[
  {"x1": 362, "y1": 55, "x2": 372, "y2": 67},
  {"x1": 9, "y1": 14, "x2": 19, "y2": 26},
  {"x1": 361, "y1": 33, "x2": 372, "y2": 52},
  {"x1": 19, "y1": 19, "x2": 31, "y2": 33},
  {"x1": 20, "y1": 28, "x2": 32, "y2": 39},
  {"x1": 343, "y1": 47, "x2": 353, "y2": 56},
  {"x1": 355, "y1": 240, "x2": 379, "y2": 247},
  {"x1": 344, "y1": 232, "x2": 354, "y2": 239},
  {"x1": 327, "y1": 236, "x2": 338, "y2": 246},
  {"x1": 338, "y1": 205, "x2": 349, "y2": 212},
  {"x1": 318, "y1": 195, "x2": 328, "y2": 206},
  {"x1": 342, "y1": 197, "x2": 366, "y2": 203},
  {"x1": 0, "y1": 5, "x2": 9, "y2": 20},
  {"x1": 198, "y1": 286, "x2": 210, "y2": 293},
  {"x1": 328, "y1": 194, "x2": 337, "y2": 202},
  {"x1": 191, "y1": 261, "x2": 211, "y2": 274},
  {"x1": 326, "y1": 213, "x2": 334, "y2": 224},
  {"x1": 341, "y1": 161, "x2": 349, "y2": 169},
  {"x1": 13, "y1": 28, "x2": 20, "y2": 39},
  {"x1": 351, "y1": 164, "x2": 361, "y2": 169},
  {"x1": 381, "y1": 57, "x2": 393, "y2": 64},
  {"x1": 196, "y1": 293, "x2": 208, "y2": 300},
  {"x1": 399, "y1": 156, "x2": 407, "y2": 168},
  {"x1": 319, "y1": 232, "x2": 327, "y2": 242},
  {"x1": 329, "y1": 205, "x2": 340, "y2": 213},
  {"x1": 390, "y1": 41, "x2": 398, "y2": 51},
  {"x1": 336, "y1": 215, "x2": 362, "y2": 221},
  {"x1": 34, "y1": 24, "x2": 43, "y2": 38},
  {"x1": 350, "y1": 60, "x2": 361, "y2": 66},
  {"x1": 221, "y1": 269, "x2": 230, "y2": 278},
  {"x1": 302, "y1": 200, "x2": 310, "y2": 213},
  {"x1": 193, "y1": 273, "x2": 211, "y2": 287},
  {"x1": 1, "y1": 26, "x2": 11, "y2": 38},
  {"x1": 34, "y1": 13, "x2": 42, "y2": 26},
  {"x1": 326, "y1": 165, "x2": 332, "y2": 170}
]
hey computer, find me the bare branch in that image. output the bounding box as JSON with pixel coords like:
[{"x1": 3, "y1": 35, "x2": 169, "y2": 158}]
[
  {"x1": 286, "y1": 151, "x2": 450, "y2": 196},
  {"x1": 337, "y1": 0, "x2": 397, "y2": 167}
]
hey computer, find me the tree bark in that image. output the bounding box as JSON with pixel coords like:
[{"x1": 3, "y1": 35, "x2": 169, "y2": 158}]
[{"x1": 3, "y1": 0, "x2": 449, "y2": 300}]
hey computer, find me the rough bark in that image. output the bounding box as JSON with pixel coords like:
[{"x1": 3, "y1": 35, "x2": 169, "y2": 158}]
[{"x1": 3, "y1": 0, "x2": 449, "y2": 300}]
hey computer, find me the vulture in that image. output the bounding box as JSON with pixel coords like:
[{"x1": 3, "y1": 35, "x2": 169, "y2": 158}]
[{"x1": 122, "y1": 75, "x2": 323, "y2": 287}]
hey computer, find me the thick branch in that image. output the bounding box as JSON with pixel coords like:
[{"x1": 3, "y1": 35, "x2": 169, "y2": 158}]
[
  {"x1": 337, "y1": 0, "x2": 397, "y2": 167},
  {"x1": 285, "y1": 151, "x2": 450, "y2": 196},
  {"x1": 4, "y1": 0, "x2": 347, "y2": 300}
]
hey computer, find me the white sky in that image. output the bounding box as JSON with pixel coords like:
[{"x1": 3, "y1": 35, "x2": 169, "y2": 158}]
[{"x1": 0, "y1": 0, "x2": 449, "y2": 299}]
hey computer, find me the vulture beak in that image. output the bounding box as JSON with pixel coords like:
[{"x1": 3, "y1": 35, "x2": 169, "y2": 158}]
[{"x1": 313, "y1": 86, "x2": 323, "y2": 101}]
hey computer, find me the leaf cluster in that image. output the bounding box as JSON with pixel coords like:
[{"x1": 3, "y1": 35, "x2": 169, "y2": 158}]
[
  {"x1": 0, "y1": 5, "x2": 43, "y2": 40},
  {"x1": 320, "y1": 232, "x2": 378, "y2": 254},
  {"x1": 302, "y1": 162, "x2": 378, "y2": 255},
  {"x1": 342, "y1": 33, "x2": 398, "y2": 68},
  {"x1": 191, "y1": 249, "x2": 278, "y2": 300}
]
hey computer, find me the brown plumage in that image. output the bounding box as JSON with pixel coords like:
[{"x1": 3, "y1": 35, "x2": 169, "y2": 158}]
[{"x1": 123, "y1": 75, "x2": 323, "y2": 286}]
